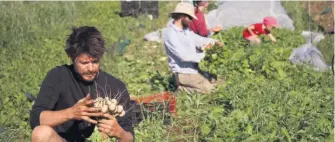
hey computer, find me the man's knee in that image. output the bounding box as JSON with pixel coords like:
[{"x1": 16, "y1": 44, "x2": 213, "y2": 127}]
[
  {"x1": 31, "y1": 125, "x2": 55, "y2": 141},
  {"x1": 177, "y1": 85, "x2": 204, "y2": 94}
]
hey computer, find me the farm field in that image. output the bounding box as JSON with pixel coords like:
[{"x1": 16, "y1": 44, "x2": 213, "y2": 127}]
[{"x1": 0, "y1": 1, "x2": 333, "y2": 142}]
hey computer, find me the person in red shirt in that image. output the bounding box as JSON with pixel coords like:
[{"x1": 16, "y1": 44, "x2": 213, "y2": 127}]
[
  {"x1": 189, "y1": 0, "x2": 222, "y2": 37},
  {"x1": 243, "y1": 16, "x2": 280, "y2": 44}
]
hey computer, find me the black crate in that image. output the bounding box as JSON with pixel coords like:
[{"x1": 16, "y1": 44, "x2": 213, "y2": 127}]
[
  {"x1": 129, "y1": 100, "x2": 171, "y2": 126},
  {"x1": 120, "y1": 1, "x2": 159, "y2": 19},
  {"x1": 139, "y1": 1, "x2": 159, "y2": 18},
  {"x1": 129, "y1": 100, "x2": 143, "y2": 126},
  {"x1": 120, "y1": 1, "x2": 140, "y2": 17}
]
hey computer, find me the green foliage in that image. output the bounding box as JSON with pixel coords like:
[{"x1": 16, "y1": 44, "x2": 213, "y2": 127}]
[
  {"x1": 87, "y1": 127, "x2": 117, "y2": 142},
  {"x1": 281, "y1": 1, "x2": 320, "y2": 32},
  {"x1": 317, "y1": 35, "x2": 334, "y2": 65},
  {"x1": 281, "y1": 1, "x2": 334, "y2": 65},
  {"x1": 0, "y1": 1, "x2": 333, "y2": 142},
  {"x1": 200, "y1": 27, "x2": 306, "y2": 79},
  {"x1": 207, "y1": 1, "x2": 218, "y2": 12},
  {"x1": 0, "y1": 1, "x2": 176, "y2": 140},
  {"x1": 197, "y1": 27, "x2": 333, "y2": 141},
  {"x1": 0, "y1": 2, "x2": 75, "y2": 140}
]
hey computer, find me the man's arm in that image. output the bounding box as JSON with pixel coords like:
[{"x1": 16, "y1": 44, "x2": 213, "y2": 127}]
[
  {"x1": 189, "y1": 30, "x2": 220, "y2": 51},
  {"x1": 39, "y1": 109, "x2": 72, "y2": 127},
  {"x1": 30, "y1": 67, "x2": 64, "y2": 129},
  {"x1": 115, "y1": 83, "x2": 134, "y2": 141},
  {"x1": 39, "y1": 94, "x2": 100, "y2": 127},
  {"x1": 118, "y1": 130, "x2": 133, "y2": 142},
  {"x1": 207, "y1": 30, "x2": 214, "y2": 37},
  {"x1": 97, "y1": 81, "x2": 134, "y2": 142},
  {"x1": 39, "y1": 93, "x2": 101, "y2": 127},
  {"x1": 164, "y1": 30, "x2": 205, "y2": 63},
  {"x1": 97, "y1": 114, "x2": 134, "y2": 142}
]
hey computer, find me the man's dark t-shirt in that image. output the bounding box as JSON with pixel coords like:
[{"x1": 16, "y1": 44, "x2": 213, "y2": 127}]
[{"x1": 29, "y1": 64, "x2": 134, "y2": 141}]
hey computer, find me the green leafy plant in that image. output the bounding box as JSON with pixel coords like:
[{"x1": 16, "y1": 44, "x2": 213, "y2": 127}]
[{"x1": 0, "y1": 1, "x2": 333, "y2": 142}]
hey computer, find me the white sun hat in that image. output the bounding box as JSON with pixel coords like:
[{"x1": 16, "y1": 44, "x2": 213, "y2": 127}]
[{"x1": 170, "y1": 2, "x2": 198, "y2": 20}]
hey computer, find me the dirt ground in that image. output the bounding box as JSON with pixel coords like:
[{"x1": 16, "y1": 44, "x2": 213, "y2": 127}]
[{"x1": 300, "y1": 1, "x2": 334, "y2": 33}]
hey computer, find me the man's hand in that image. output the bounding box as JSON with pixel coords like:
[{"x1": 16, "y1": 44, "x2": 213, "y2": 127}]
[
  {"x1": 215, "y1": 41, "x2": 224, "y2": 47},
  {"x1": 201, "y1": 41, "x2": 223, "y2": 51},
  {"x1": 211, "y1": 25, "x2": 222, "y2": 32},
  {"x1": 68, "y1": 93, "x2": 102, "y2": 124},
  {"x1": 97, "y1": 113, "x2": 134, "y2": 142},
  {"x1": 202, "y1": 43, "x2": 214, "y2": 51}
]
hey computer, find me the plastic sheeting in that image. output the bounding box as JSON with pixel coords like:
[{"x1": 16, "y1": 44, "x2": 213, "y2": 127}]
[
  {"x1": 144, "y1": 28, "x2": 167, "y2": 43},
  {"x1": 288, "y1": 31, "x2": 330, "y2": 71},
  {"x1": 205, "y1": 1, "x2": 295, "y2": 30},
  {"x1": 144, "y1": 1, "x2": 295, "y2": 42},
  {"x1": 289, "y1": 43, "x2": 330, "y2": 71},
  {"x1": 143, "y1": 19, "x2": 172, "y2": 42},
  {"x1": 301, "y1": 31, "x2": 325, "y2": 45}
]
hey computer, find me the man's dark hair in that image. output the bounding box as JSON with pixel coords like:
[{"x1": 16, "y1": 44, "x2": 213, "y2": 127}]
[
  {"x1": 65, "y1": 26, "x2": 105, "y2": 60},
  {"x1": 171, "y1": 13, "x2": 193, "y2": 20}
]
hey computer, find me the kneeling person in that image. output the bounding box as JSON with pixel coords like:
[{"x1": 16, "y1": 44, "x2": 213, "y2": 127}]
[{"x1": 164, "y1": 2, "x2": 223, "y2": 94}]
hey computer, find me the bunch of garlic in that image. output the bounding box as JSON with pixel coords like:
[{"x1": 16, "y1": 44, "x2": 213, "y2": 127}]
[{"x1": 94, "y1": 97, "x2": 125, "y2": 117}]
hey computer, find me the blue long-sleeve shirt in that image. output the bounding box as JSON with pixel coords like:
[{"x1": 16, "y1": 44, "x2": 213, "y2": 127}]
[{"x1": 163, "y1": 20, "x2": 217, "y2": 74}]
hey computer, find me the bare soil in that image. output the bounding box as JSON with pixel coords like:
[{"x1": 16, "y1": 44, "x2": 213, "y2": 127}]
[{"x1": 300, "y1": 1, "x2": 334, "y2": 32}]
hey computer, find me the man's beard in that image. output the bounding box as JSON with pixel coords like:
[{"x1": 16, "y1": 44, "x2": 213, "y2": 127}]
[
  {"x1": 181, "y1": 18, "x2": 189, "y2": 29},
  {"x1": 82, "y1": 71, "x2": 98, "y2": 82},
  {"x1": 74, "y1": 68, "x2": 98, "y2": 83}
]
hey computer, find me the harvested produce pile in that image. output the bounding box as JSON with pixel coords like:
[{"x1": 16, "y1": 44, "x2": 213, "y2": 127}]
[{"x1": 94, "y1": 97, "x2": 126, "y2": 117}]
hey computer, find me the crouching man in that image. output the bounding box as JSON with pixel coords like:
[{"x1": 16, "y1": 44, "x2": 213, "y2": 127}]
[
  {"x1": 164, "y1": 2, "x2": 223, "y2": 94},
  {"x1": 29, "y1": 26, "x2": 134, "y2": 142}
]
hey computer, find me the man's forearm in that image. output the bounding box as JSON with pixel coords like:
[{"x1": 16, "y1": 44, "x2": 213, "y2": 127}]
[
  {"x1": 118, "y1": 131, "x2": 134, "y2": 142},
  {"x1": 170, "y1": 47, "x2": 204, "y2": 63},
  {"x1": 39, "y1": 108, "x2": 72, "y2": 127}
]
